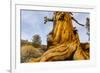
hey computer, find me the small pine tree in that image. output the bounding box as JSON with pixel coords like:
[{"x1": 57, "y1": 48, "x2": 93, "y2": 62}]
[{"x1": 32, "y1": 34, "x2": 41, "y2": 48}]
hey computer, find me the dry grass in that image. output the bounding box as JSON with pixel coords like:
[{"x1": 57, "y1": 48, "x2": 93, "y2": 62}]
[{"x1": 21, "y1": 45, "x2": 43, "y2": 63}]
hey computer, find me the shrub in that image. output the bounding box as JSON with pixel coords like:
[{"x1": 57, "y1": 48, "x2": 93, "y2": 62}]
[{"x1": 21, "y1": 45, "x2": 42, "y2": 63}]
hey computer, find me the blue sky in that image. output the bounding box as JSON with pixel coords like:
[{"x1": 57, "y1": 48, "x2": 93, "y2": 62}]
[{"x1": 21, "y1": 10, "x2": 89, "y2": 45}]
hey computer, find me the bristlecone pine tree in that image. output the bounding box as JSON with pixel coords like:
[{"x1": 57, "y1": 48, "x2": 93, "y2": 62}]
[{"x1": 29, "y1": 12, "x2": 90, "y2": 62}]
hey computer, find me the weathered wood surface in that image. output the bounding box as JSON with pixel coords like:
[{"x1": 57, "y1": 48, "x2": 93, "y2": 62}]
[{"x1": 29, "y1": 12, "x2": 90, "y2": 62}]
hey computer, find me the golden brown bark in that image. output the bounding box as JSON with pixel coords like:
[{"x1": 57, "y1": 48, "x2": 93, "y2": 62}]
[{"x1": 29, "y1": 12, "x2": 90, "y2": 62}]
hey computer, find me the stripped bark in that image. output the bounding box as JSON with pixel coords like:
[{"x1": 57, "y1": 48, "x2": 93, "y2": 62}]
[{"x1": 29, "y1": 12, "x2": 90, "y2": 62}]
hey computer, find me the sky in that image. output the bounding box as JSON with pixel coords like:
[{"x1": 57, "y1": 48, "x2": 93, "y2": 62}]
[{"x1": 21, "y1": 10, "x2": 89, "y2": 45}]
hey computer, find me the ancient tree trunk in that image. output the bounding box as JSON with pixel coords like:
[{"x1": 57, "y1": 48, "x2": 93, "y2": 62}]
[{"x1": 30, "y1": 12, "x2": 90, "y2": 62}]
